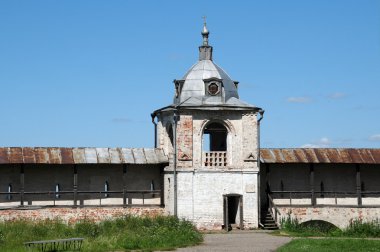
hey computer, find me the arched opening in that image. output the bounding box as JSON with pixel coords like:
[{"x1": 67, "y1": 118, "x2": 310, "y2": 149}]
[
  {"x1": 55, "y1": 184, "x2": 60, "y2": 199},
  {"x1": 300, "y1": 220, "x2": 340, "y2": 233},
  {"x1": 7, "y1": 183, "x2": 12, "y2": 201},
  {"x1": 202, "y1": 122, "x2": 228, "y2": 167},
  {"x1": 203, "y1": 122, "x2": 227, "y2": 151},
  {"x1": 104, "y1": 181, "x2": 109, "y2": 198}
]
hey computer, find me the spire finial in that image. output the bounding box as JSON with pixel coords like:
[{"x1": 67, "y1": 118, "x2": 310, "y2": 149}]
[
  {"x1": 199, "y1": 17, "x2": 213, "y2": 61},
  {"x1": 201, "y1": 16, "x2": 209, "y2": 46}
]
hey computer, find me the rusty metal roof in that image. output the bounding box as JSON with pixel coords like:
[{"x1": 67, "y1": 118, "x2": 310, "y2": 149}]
[
  {"x1": 260, "y1": 148, "x2": 380, "y2": 164},
  {"x1": 0, "y1": 147, "x2": 168, "y2": 165},
  {"x1": 0, "y1": 147, "x2": 379, "y2": 165}
]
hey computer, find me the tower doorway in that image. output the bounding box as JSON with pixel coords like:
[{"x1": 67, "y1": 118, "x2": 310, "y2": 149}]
[{"x1": 223, "y1": 194, "x2": 243, "y2": 231}]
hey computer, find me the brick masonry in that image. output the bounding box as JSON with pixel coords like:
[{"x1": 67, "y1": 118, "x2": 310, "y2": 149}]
[
  {"x1": 277, "y1": 206, "x2": 380, "y2": 229},
  {"x1": 0, "y1": 207, "x2": 165, "y2": 224}
]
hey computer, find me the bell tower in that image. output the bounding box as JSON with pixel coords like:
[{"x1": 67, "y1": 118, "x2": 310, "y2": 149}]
[{"x1": 152, "y1": 22, "x2": 263, "y2": 230}]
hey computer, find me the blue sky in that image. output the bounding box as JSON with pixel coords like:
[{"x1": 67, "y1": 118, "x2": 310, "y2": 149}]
[{"x1": 0, "y1": 0, "x2": 379, "y2": 148}]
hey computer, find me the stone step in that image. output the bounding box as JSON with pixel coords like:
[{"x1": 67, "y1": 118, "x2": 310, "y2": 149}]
[{"x1": 260, "y1": 211, "x2": 279, "y2": 230}]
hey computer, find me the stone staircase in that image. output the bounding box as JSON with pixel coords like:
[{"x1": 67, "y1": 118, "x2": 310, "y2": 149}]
[{"x1": 261, "y1": 210, "x2": 279, "y2": 230}]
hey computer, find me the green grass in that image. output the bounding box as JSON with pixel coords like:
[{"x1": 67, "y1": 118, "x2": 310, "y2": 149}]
[
  {"x1": 277, "y1": 216, "x2": 380, "y2": 251},
  {"x1": 0, "y1": 216, "x2": 203, "y2": 252},
  {"x1": 277, "y1": 238, "x2": 380, "y2": 252}
]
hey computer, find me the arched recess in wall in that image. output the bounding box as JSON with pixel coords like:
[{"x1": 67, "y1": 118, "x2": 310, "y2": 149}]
[
  {"x1": 7, "y1": 183, "x2": 12, "y2": 201},
  {"x1": 199, "y1": 119, "x2": 235, "y2": 166},
  {"x1": 202, "y1": 122, "x2": 228, "y2": 152},
  {"x1": 198, "y1": 119, "x2": 236, "y2": 137},
  {"x1": 104, "y1": 181, "x2": 109, "y2": 198},
  {"x1": 55, "y1": 184, "x2": 60, "y2": 199},
  {"x1": 300, "y1": 220, "x2": 341, "y2": 231}
]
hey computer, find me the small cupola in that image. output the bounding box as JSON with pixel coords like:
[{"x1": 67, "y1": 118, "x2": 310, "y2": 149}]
[{"x1": 173, "y1": 21, "x2": 248, "y2": 107}]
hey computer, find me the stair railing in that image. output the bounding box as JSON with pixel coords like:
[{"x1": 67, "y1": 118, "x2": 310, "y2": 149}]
[{"x1": 268, "y1": 193, "x2": 281, "y2": 227}]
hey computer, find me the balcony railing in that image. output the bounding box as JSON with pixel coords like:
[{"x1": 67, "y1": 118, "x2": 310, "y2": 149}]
[
  {"x1": 269, "y1": 190, "x2": 380, "y2": 207},
  {"x1": 204, "y1": 151, "x2": 227, "y2": 167},
  {"x1": 0, "y1": 190, "x2": 162, "y2": 208}
]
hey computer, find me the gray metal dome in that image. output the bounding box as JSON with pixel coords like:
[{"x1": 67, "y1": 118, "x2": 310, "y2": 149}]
[
  {"x1": 174, "y1": 59, "x2": 239, "y2": 105},
  {"x1": 162, "y1": 23, "x2": 257, "y2": 110}
]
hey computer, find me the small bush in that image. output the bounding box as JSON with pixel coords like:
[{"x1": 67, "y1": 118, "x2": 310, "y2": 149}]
[
  {"x1": 0, "y1": 230, "x2": 4, "y2": 244},
  {"x1": 343, "y1": 219, "x2": 380, "y2": 238},
  {"x1": 74, "y1": 220, "x2": 100, "y2": 238}
]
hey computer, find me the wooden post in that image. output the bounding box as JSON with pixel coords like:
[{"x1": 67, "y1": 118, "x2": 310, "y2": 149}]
[
  {"x1": 20, "y1": 164, "x2": 24, "y2": 206},
  {"x1": 310, "y1": 164, "x2": 315, "y2": 206},
  {"x1": 73, "y1": 165, "x2": 78, "y2": 207},
  {"x1": 123, "y1": 164, "x2": 127, "y2": 207},
  {"x1": 356, "y1": 164, "x2": 362, "y2": 206}
]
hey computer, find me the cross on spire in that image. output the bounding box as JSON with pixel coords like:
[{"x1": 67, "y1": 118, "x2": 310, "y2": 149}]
[
  {"x1": 199, "y1": 17, "x2": 212, "y2": 60},
  {"x1": 201, "y1": 16, "x2": 209, "y2": 46}
]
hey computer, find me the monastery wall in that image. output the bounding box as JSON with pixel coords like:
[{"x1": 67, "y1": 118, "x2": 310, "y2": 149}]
[
  {"x1": 0, "y1": 207, "x2": 164, "y2": 224},
  {"x1": 0, "y1": 164, "x2": 163, "y2": 207},
  {"x1": 262, "y1": 164, "x2": 380, "y2": 199},
  {"x1": 276, "y1": 206, "x2": 380, "y2": 229}
]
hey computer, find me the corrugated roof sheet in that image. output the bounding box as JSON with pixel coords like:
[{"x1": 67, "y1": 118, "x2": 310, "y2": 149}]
[
  {"x1": 0, "y1": 147, "x2": 168, "y2": 165},
  {"x1": 0, "y1": 147, "x2": 378, "y2": 165},
  {"x1": 260, "y1": 148, "x2": 380, "y2": 164}
]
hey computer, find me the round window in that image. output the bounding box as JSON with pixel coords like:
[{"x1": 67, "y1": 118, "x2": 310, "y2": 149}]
[{"x1": 208, "y1": 83, "x2": 219, "y2": 95}]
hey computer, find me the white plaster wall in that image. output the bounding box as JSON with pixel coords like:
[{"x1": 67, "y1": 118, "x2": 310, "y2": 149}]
[
  {"x1": 170, "y1": 171, "x2": 258, "y2": 230},
  {"x1": 160, "y1": 109, "x2": 260, "y2": 230}
]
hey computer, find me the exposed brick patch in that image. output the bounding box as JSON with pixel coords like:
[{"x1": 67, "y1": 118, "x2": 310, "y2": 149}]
[
  {"x1": 0, "y1": 207, "x2": 165, "y2": 223},
  {"x1": 277, "y1": 207, "x2": 380, "y2": 229}
]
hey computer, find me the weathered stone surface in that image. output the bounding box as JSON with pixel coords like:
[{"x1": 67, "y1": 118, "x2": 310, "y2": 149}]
[
  {"x1": 276, "y1": 206, "x2": 380, "y2": 229},
  {"x1": 0, "y1": 207, "x2": 164, "y2": 224}
]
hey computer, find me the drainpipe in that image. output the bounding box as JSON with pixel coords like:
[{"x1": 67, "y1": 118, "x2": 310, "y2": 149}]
[
  {"x1": 257, "y1": 109, "x2": 265, "y2": 227},
  {"x1": 151, "y1": 113, "x2": 157, "y2": 148},
  {"x1": 172, "y1": 110, "x2": 178, "y2": 217}
]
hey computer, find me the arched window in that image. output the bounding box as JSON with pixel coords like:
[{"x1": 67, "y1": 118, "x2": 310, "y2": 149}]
[
  {"x1": 150, "y1": 180, "x2": 155, "y2": 198},
  {"x1": 150, "y1": 180, "x2": 155, "y2": 191},
  {"x1": 104, "y1": 181, "x2": 109, "y2": 198},
  {"x1": 203, "y1": 122, "x2": 227, "y2": 151},
  {"x1": 55, "y1": 184, "x2": 60, "y2": 199},
  {"x1": 7, "y1": 183, "x2": 12, "y2": 201}
]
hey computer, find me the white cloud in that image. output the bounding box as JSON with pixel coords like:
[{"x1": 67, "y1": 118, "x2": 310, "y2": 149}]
[
  {"x1": 369, "y1": 134, "x2": 380, "y2": 141},
  {"x1": 287, "y1": 96, "x2": 312, "y2": 103},
  {"x1": 301, "y1": 144, "x2": 320, "y2": 148},
  {"x1": 328, "y1": 92, "x2": 346, "y2": 99},
  {"x1": 301, "y1": 137, "x2": 331, "y2": 148},
  {"x1": 318, "y1": 137, "x2": 331, "y2": 145}
]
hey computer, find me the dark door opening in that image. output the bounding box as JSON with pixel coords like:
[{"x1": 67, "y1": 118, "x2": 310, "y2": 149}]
[{"x1": 223, "y1": 194, "x2": 243, "y2": 231}]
